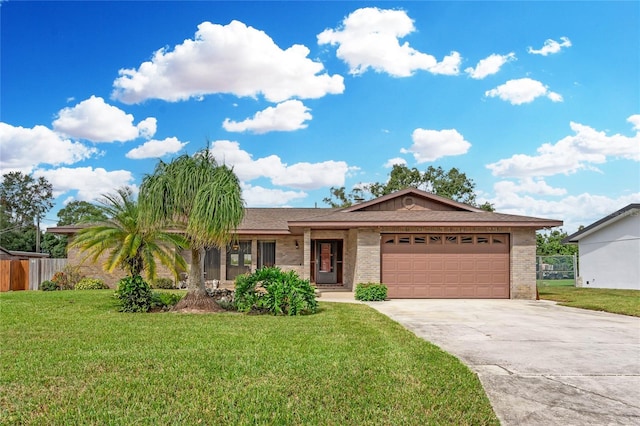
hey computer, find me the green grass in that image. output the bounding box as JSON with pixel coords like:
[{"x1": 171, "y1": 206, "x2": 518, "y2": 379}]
[
  {"x1": 0, "y1": 291, "x2": 497, "y2": 425},
  {"x1": 538, "y1": 286, "x2": 640, "y2": 317},
  {"x1": 536, "y1": 279, "x2": 575, "y2": 287}
]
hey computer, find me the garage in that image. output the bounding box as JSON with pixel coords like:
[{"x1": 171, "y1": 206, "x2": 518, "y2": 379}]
[{"x1": 381, "y1": 233, "x2": 510, "y2": 299}]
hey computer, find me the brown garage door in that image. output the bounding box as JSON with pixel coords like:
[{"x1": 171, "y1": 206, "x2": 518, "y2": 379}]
[{"x1": 381, "y1": 234, "x2": 509, "y2": 299}]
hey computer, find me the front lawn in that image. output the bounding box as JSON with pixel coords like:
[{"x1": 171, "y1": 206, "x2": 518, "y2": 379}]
[
  {"x1": 0, "y1": 291, "x2": 497, "y2": 425},
  {"x1": 538, "y1": 286, "x2": 640, "y2": 317}
]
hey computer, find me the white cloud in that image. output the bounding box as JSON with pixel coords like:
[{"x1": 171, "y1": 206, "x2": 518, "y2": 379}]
[
  {"x1": 384, "y1": 157, "x2": 407, "y2": 168},
  {"x1": 488, "y1": 186, "x2": 639, "y2": 234},
  {"x1": 35, "y1": 167, "x2": 136, "y2": 202},
  {"x1": 137, "y1": 118, "x2": 157, "y2": 139},
  {"x1": 240, "y1": 183, "x2": 307, "y2": 207},
  {"x1": 401, "y1": 128, "x2": 471, "y2": 163},
  {"x1": 0, "y1": 122, "x2": 98, "y2": 174},
  {"x1": 112, "y1": 21, "x2": 344, "y2": 104},
  {"x1": 628, "y1": 114, "x2": 640, "y2": 131},
  {"x1": 222, "y1": 100, "x2": 312, "y2": 134},
  {"x1": 318, "y1": 7, "x2": 461, "y2": 77},
  {"x1": 487, "y1": 116, "x2": 640, "y2": 177},
  {"x1": 125, "y1": 137, "x2": 188, "y2": 159},
  {"x1": 485, "y1": 78, "x2": 562, "y2": 105},
  {"x1": 493, "y1": 178, "x2": 567, "y2": 197},
  {"x1": 209, "y1": 140, "x2": 350, "y2": 190},
  {"x1": 465, "y1": 52, "x2": 515, "y2": 79},
  {"x1": 52, "y1": 96, "x2": 156, "y2": 142},
  {"x1": 528, "y1": 36, "x2": 572, "y2": 56}
]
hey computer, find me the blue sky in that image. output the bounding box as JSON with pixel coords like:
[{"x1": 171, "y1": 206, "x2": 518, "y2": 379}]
[{"x1": 1, "y1": 1, "x2": 638, "y2": 233}]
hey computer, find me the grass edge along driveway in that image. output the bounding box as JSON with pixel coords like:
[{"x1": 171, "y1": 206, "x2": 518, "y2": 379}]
[
  {"x1": 0, "y1": 291, "x2": 498, "y2": 425},
  {"x1": 538, "y1": 286, "x2": 640, "y2": 317}
]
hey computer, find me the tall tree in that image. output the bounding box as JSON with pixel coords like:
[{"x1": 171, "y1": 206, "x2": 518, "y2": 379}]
[
  {"x1": 57, "y1": 200, "x2": 107, "y2": 226},
  {"x1": 70, "y1": 187, "x2": 188, "y2": 279},
  {"x1": 41, "y1": 201, "x2": 109, "y2": 258},
  {"x1": 139, "y1": 149, "x2": 245, "y2": 310},
  {"x1": 536, "y1": 229, "x2": 578, "y2": 256},
  {"x1": 0, "y1": 172, "x2": 53, "y2": 251},
  {"x1": 324, "y1": 165, "x2": 494, "y2": 211}
]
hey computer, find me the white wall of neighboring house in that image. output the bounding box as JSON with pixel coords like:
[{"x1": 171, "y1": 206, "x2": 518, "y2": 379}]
[{"x1": 578, "y1": 214, "x2": 640, "y2": 290}]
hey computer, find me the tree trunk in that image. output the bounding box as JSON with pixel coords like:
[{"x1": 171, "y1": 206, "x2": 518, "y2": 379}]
[{"x1": 174, "y1": 247, "x2": 222, "y2": 311}]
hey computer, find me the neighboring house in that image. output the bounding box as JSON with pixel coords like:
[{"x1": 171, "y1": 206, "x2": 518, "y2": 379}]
[
  {"x1": 0, "y1": 246, "x2": 50, "y2": 260},
  {"x1": 48, "y1": 189, "x2": 562, "y2": 299},
  {"x1": 564, "y1": 204, "x2": 640, "y2": 290}
]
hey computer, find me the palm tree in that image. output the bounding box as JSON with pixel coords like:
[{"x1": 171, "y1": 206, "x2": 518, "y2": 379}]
[
  {"x1": 139, "y1": 149, "x2": 244, "y2": 310},
  {"x1": 70, "y1": 187, "x2": 188, "y2": 280}
]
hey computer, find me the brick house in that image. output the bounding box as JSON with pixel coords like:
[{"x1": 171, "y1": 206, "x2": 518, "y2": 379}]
[{"x1": 49, "y1": 189, "x2": 562, "y2": 299}]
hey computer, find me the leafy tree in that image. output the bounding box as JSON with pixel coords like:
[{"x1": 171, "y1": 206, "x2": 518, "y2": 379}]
[
  {"x1": 0, "y1": 172, "x2": 53, "y2": 251},
  {"x1": 70, "y1": 187, "x2": 188, "y2": 279},
  {"x1": 57, "y1": 200, "x2": 107, "y2": 226},
  {"x1": 536, "y1": 229, "x2": 578, "y2": 256},
  {"x1": 40, "y1": 232, "x2": 67, "y2": 258},
  {"x1": 40, "y1": 201, "x2": 108, "y2": 258},
  {"x1": 139, "y1": 149, "x2": 244, "y2": 310},
  {"x1": 322, "y1": 186, "x2": 365, "y2": 208},
  {"x1": 324, "y1": 165, "x2": 494, "y2": 211}
]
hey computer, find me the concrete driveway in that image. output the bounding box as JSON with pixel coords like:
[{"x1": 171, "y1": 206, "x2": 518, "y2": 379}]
[{"x1": 363, "y1": 299, "x2": 640, "y2": 425}]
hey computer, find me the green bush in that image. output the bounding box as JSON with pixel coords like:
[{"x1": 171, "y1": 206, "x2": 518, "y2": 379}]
[
  {"x1": 114, "y1": 275, "x2": 153, "y2": 312},
  {"x1": 75, "y1": 278, "x2": 109, "y2": 290},
  {"x1": 234, "y1": 267, "x2": 317, "y2": 315},
  {"x1": 150, "y1": 291, "x2": 183, "y2": 310},
  {"x1": 355, "y1": 283, "x2": 388, "y2": 301},
  {"x1": 40, "y1": 280, "x2": 58, "y2": 291},
  {"x1": 150, "y1": 277, "x2": 175, "y2": 289},
  {"x1": 51, "y1": 265, "x2": 84, "y2": 290}
]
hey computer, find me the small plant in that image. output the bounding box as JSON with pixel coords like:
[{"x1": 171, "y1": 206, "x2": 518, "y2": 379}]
[
  {"x1": 234, "y1": 267, "x2": 317, "y2": 315},
  {"x1": 51, "y1": 265, "x2": 84, "y2": 290},
  {"x1": 40, "y1": 280, "x2": 58, "y2": 291},
  {"x1": 150, "y1": 277, "x2": 175, "y2": 289},
  {"x1": 114, "y1": 275, "x2": 153, "y2": 312},
  {"x1": 75, "y1": 278, "x2": 109, "y2": 290},
  {"x1": 150, "y1": 291, "x2": 183, "y2": 310},
  {"x1": 355, "y1": 283, "x2": 388, "y2": 301}
]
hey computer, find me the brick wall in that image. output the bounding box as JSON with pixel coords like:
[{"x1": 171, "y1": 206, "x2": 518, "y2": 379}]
[
  {"x1": 67, "y1": 245, "x2": 176, "y2": 288},
  {"x1": 354, "y1": 228, "x2": 380, "y2": 285},
  {"x1": 510, "y1": 228, "x2": 537, "y2": 299}
]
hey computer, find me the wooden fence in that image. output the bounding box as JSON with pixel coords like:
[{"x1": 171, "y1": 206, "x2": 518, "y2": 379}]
[{"x1": 0, "y1": 258, "x2": 68, "y2": 291}]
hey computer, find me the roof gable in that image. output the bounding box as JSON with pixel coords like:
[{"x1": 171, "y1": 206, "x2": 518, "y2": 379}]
[
  {"x1": 564, "y1": 203, "x2": 640, "y2": 243},
  {"x1": 341, "y1": 188, "x2": 483, "y2": 213}
]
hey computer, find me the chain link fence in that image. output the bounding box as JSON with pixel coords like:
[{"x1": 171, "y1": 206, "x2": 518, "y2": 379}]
[{"x1": 536, "y1": 255, "x2": 577, "y2": 287}]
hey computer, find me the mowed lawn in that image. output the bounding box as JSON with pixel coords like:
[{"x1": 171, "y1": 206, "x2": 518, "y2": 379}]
[
  {"x1": 0, "y1": 291, "x2": 498, "y2": 425},
  {"x1": 538, "y1": 286, "x2": 640, "y2": 317}
]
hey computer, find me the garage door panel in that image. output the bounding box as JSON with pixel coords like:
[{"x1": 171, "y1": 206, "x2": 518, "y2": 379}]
[{"x1": 382, "y1": 233, "x2": 510, "y2": 299}]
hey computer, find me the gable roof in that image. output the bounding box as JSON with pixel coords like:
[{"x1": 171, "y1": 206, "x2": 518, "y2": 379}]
[
  {"x1": 341, "y1": 188, "x2": 484, "y2": 212},
  {"x1": 563, "y1": 203, "x2": 640, "y2": 243},
  {"x1": 48, "y1": 189, "x2": 563, "y2": 236}
]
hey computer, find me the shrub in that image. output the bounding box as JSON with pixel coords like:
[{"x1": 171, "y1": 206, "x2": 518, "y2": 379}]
[
  {"x1": 150, "y1": 277, "x2": 175, "y2": 289},
  {"x1": 40, "y1": 280, "x2": 58, "y2": 291},
  {"x1": 355, "y1": 283, "x2": 388, "y2": 301},
  {"x1": 75, "y1": 278, "x2": 109, "y2": 290},
  {"x1": 234, "y1": 267, "x2": 317, "y2": 315},
  {"x1": 150, "y1": 291, "x2": 183, "y2": 310},
  {"x1": 114, "y1": 275, "x2": 153, "y2": 312},
  {"x1": 51, "y1": 265, "x2": 84, "y2": 290}
]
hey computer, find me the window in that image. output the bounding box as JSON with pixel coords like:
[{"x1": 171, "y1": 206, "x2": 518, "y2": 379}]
[
  {"x1": 414, "y1": 236, "x2": 426, "y2": 244},
  {"x1": 258, "y1": 241, "x2": 276, "y2": 269},
  {"x1": 461, "y1": 235, "x2": 473, "y2": 244},
  {"x1": 445, "y1": 235, "x2": 458, "y2": 244},
  {"x1": 429, "y1": 235, "x2": 442, "y2": 244},
  {"x1": 384, "y1": 237, "x2": 395, "y2": 244},
  {"x1": 477, "y1": 235, "x2": 489, "y2": 244},
  {"x1": 493, "y1": 235, "x2": 506, "y2": 244},
  {"x1": 398, "y1": 236, "x2": 411, "y2": 244}
]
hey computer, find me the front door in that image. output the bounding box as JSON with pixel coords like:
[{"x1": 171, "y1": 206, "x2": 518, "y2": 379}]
[{"x1": 316, "y1": 241, "x2": 337, "y2": 284}]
